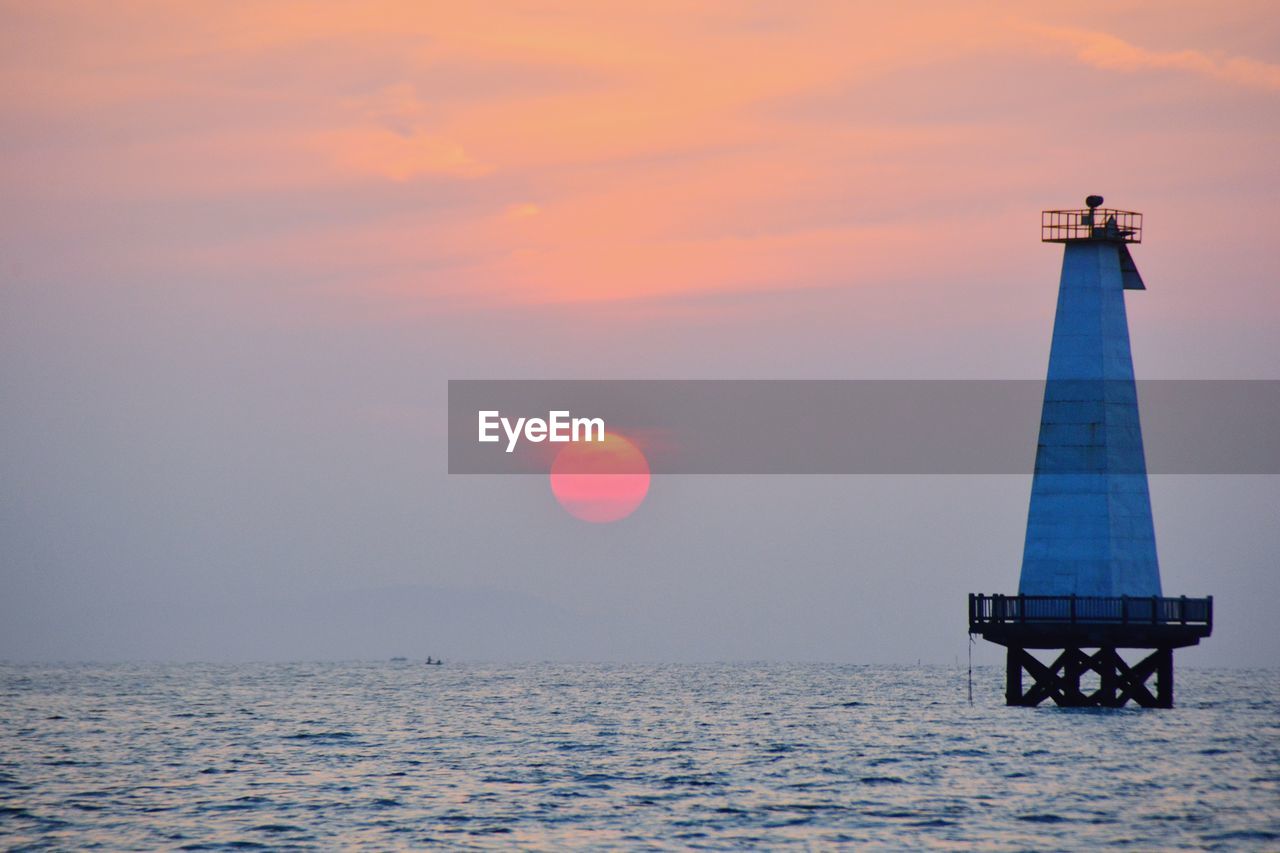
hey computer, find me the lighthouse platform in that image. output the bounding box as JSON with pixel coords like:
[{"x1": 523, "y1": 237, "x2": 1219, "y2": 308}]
[
  {"x1": 969, "y1": 594, "x2": 1212, "y2": 708},
  {"x1": 968, "y1": 593, "x2": 1212, "y2": 648}
]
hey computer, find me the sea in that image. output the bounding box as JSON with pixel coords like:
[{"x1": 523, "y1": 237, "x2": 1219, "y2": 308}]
[{"x1": 1, "y1": 663, "x2": 1277, "y2": 849}]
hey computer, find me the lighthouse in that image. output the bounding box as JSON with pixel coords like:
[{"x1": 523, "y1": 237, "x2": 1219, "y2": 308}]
[{"x1": 968, "y1": 197, "x2": 1212, "y2": 708}]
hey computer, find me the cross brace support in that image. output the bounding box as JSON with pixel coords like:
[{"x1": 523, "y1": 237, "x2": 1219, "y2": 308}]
[{"x1": 1005, "y1": 646, "x2": 1173, "y2": 708}]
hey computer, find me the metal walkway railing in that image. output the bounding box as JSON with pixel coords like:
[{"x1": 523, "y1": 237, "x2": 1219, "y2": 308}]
[
  {"x1": 1042, "y1": 208, "x2": 1142, "y2": 243},
  {"x1": 969, "y1": 593, "x2": 1211, "y2": 629}
]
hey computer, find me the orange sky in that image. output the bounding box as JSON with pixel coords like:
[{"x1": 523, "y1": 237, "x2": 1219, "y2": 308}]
[{"x1": 3, "y1": 0, "x2": 1277, "y2": 323}]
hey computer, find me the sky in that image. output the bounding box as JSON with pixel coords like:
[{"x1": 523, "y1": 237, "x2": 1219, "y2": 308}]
[{"x1": 1, "y1": 1, "x2": 1277, "y2": 665}]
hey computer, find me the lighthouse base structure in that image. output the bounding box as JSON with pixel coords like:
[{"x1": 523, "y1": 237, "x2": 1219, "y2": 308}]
[
  {"x1": 1004, "y1": 645, "x2": 1173, "y2": 708},
  {"x1": 969, "y1": 594, "x2": 1211, "y2": 708}
]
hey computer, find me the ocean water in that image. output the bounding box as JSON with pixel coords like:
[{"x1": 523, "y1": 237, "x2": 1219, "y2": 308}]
[{"x1": 1, "y1": 663, "x2": 1277, "y2": 849}]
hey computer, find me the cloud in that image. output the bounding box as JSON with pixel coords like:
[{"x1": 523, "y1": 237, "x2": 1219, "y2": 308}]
[
  {"x1": 503, "y1": 203, "x2": 541, "y2": 220},
  {"x1": 315, "y1": 127, "x2": 491, "y2": 181},
  {"x1": 3, "y1": 1, "x2": 1278, "y2": 315},
  {"x1": 1033, "y1": 24, "x2": 1280, "y2": 91}
]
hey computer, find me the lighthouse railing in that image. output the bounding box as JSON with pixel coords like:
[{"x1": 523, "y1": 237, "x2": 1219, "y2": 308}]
[
  {"x1": 969, "y1": 594, "x2": 1212, "y2": 629},
  {"x1": 1041, "y1": 208, "x2": 1142, "y2": 243}
]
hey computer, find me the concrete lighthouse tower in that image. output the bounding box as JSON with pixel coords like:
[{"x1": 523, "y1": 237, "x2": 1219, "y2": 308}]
[
  {"x1": 968, "y1": 197, "x2": 1212, "y2": 708},
  {"x1": 1019, "y1": 195, "x2": 1161, "y2": 599}
]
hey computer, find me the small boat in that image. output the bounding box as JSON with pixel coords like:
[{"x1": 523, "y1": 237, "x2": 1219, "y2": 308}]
[
  {"x1": 390, "y1": 656, "x2": 408, "y2": 662},
  {"x1": 425, "y1": 656, "x2": 443, "y2": 666}
]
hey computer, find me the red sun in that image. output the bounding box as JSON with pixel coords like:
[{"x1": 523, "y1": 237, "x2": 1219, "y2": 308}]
[{"x1": 549, "y1": 432, "x2": 650, "y2": 523}]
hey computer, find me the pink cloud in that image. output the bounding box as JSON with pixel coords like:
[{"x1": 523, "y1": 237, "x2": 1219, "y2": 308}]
[
  {"x1": 2, "y1": 1, "x2": 1277, "y2": 325},
  {"x1": 1031, "y1": 23, "x2": 1280, "y2": 91}
]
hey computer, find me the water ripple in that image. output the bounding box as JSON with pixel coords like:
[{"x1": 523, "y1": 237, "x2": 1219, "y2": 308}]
[{"x1": 0, "y1": 663, "x2": 1276, "y2": 849}]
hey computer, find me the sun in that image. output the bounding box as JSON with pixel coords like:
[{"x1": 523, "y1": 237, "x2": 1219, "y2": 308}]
[{"x1": 549, "y1": 432, "x2": 650, "y2": 523}]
